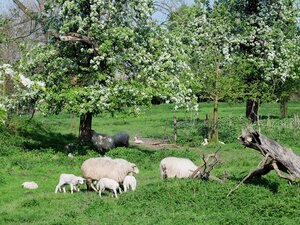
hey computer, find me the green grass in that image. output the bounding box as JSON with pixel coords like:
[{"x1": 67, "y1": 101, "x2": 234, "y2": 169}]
[{"x1": 1, "y1": 102, "x2": 300, "y2": 224}]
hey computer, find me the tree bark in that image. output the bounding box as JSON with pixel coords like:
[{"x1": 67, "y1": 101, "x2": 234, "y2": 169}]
[
  {"x1": 279, "y1": 97, "x2": 288, "y2": 118},
  {"x1": 239, "y1": 127, "x2": 300, "y2": 179},
  {"x1": 246, "y1": 99, "x2": 259, "y2": 123},
  {"x1": 211, "y1": 96, "x2": 219, "y2": 143},
  {"x1": 228, "y1": 128, "x2": 300, "y2": 196},
  {"x1": 79, "y1": 112, "x2": 93, "y2": 141}
]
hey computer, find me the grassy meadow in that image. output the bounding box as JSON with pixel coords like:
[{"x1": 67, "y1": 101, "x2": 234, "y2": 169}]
[{"x1": 1, "y1": 102, "x2": 300, "y2": 224}]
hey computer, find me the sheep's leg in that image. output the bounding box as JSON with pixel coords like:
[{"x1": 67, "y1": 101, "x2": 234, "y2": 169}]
[
  {"x1": 73, "y1": 186, "x2": 77, "y2": 192},
  {"x1": 77, "y1": 185, "x2": 80, "y2": 192},
  {"x1": 124, "y1": 185, "x2": 127, "y2": 192},
  {"x1": 119, "y1": 187, "x2": 122, "y2": 194},
  {"x1": 55, "y1": 185, "x2": 60, "y2": 193},
  {"x1": 113, "y1": 189, "x2": 118, "y2": 198},
  {"x1": 87, "y1": 178, "x2": 98, "y2": 192},
  {"x1": 99, "y1": 188, "x2": 103, "y2": 198},
  {"x1": 70, "y1": 184, "x2": 74, "y2": 194}
]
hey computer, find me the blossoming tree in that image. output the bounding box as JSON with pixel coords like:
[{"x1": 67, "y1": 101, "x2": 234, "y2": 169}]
[
  {"x1": 235, "y1": 0, "x2": 300, "y2": 120},
  {"x1": 169, "y1": 1, "x2": 242, "y2": 143},
  {"x1": 16, "y1": 0, "x2": 195, "y2": 140}
]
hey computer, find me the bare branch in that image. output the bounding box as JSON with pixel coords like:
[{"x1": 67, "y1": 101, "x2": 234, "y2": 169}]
[{"x1": 53, "y1": 32, "x2": 99, "y2": 54}]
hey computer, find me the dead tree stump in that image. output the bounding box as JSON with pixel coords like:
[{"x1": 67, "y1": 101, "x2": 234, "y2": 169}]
[{"x1": 227, "y1": 127, "x2": 300, "y2": 196}]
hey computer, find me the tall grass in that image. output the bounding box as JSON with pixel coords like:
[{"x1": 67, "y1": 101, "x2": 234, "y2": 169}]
[{"x1": 0, "y1": 101, "x2": 300, "y2": 224}]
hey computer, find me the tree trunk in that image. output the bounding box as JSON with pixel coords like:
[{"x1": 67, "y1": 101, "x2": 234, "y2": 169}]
[
  {"x1": 239, "y1": 127, "x2": 300, "y2": 179},
  {"x1": 246, "y1": 99, "x2": 259, "y2": 123},
  {"x1": 279, "y1": 97, "x2": 288, "y2": 118},
  {"x1": 228, "y1": 127, "x2": 300, "y2": 196},
  {"x1": 211, "y1": 96, "x2": 219, "y2": 143},
  {"x1": 173, "y1": 114, "x2": 177, "y2": 142},
  {"x1": 79, "y1": 112, "x2": 93, "y2": 141}
]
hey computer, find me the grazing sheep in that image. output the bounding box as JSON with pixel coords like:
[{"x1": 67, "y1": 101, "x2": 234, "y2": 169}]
[
  {"x1": 91, "y1": 130, "x2": 130, "y2": 154},
  {"x1": 123, "y1": 174, "x2": 137, "y2": 192},
  {"x1": 96, "y1": 178, "x2": 122, "y2": 198},
  {"x1": 22, "y1": 181, "x2": 38, "y2": 190},
  {"x1": 112, "y1": 132, "x2": 130, "y2": 148},
  {"x1": 160, "y1": 157, "x2": 199, "y2": 179},
  {"x1": 81, "y1": 157, "x2": 139, "y2": 192},
  {"x1": 55, "y1": 174, "x2": 85, "y2": 194}
]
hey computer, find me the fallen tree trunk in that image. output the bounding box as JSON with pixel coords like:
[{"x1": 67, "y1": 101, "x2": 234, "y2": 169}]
[
  {"x1": 239, "y1": 127, "x2": 300, "y2": 178},
  {"x1": 227, "y1": 127, "x2": 300, "y2": 196}
]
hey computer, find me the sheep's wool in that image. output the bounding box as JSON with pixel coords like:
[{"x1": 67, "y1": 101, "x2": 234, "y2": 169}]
[{"x1": 22, "y1": 181, "x2": 38, "y2": 189}]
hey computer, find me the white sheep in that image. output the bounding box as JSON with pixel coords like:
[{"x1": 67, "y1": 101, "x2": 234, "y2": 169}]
[
  {"x1": 123, "y1": 174, "x2": 137, "y2": 192},
  {"x1": 55, "y1": 173, "x2": 85, "y2": 194},
  {"x1": 81, "y1": 157, "x2": 139, "y2": 192},
  {"x1": 160, "y1": 157, "x2": 199, "y2": 179},
  {"x1": 96, "y1": 178, "x2": 122, "y2": 198},
  {"x1": 22, "y1": 181, "x2": 38, "y2": 190}
]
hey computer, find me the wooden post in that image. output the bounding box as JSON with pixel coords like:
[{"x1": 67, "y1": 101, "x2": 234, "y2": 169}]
[{"x1": 173, "y1": 114, "x2": 177, "y2": 142}]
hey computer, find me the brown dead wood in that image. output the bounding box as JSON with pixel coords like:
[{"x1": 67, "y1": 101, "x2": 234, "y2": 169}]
[
  {"x1": 190, "y1": 151, "x2": 226, "y2": 183},
  {"x1": 227, "y1": 127, "x2": 300, "y2": 197}
]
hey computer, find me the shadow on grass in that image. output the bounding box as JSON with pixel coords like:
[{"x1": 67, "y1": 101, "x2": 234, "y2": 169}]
[
  {"x1": 14, "y1": 119, "x2": 89, "y2": 154},
  {"x1": 230, "y1": 174, "x2": 279, "y2": 193},
  {"x1": 260, "y1": 115, "x2": 280, "y2": 120},
  {"x1": 128, "y1": 145, "x2": 156, "y2": 155},
  {"x1": 15, "y1": 119, "x2": 157, "y2": 156}
]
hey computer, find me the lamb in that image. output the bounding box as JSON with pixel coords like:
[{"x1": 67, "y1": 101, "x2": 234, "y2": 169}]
[
  {"x1": 96, "y1": 178, "x2": 122, "y2": 198},
  {"x1": 55, "y1": 174, "x2": 85, "y2": 194},
  {"x1": 81, "y1": 157, "x2": 139, "y2": 192},
  {"x1": 160, "y1": 157, "x2": 199, "y2": 179},
  {"x1": 123, "y1": 174, "x2": 137, "y2": 192},
  {"x1": 22, "y1": 181, "x2": 38, "y2": 190}
]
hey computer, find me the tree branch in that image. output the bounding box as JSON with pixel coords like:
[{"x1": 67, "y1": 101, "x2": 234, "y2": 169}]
[
  {"x1": 13, "y1": 0, "x2": 37, "y2": 19},
  {"x1": 53, "y1": 33, "x2": 99, "y2": 53}
]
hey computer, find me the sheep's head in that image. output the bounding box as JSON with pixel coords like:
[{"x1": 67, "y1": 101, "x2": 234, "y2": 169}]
[
  {"x1": 131, "y1": 164, "x2": 139, "y2": 174},
  {"x1": 77, "y1": 177, "x2": 86, "y2": 185}
]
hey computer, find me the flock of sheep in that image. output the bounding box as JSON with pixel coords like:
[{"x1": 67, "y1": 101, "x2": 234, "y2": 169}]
[
  {"x1": 22, "y1": 131, "x2": 202, "y2": 197},
  {"x1": 51, "y1": 155, "x2": 199, "y2": 198},
  {"x1": 54, "y1": 156, "x2": 139, "y2": 198}
]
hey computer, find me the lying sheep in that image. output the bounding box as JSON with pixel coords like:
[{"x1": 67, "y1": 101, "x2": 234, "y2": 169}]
[
  {"x1": 96, "y1": 178, "x2": 122, "y2": 198},
  {"x1": 55, "y1": 174, "x2": 85, "y2": 194},
  {"x1": 81, "y1": 157, "x2": 139, "y2": 192},
  {"x1": 123, "y1": 174, "x2": 137, "y2": 192},
  {"x1": 160, "y1": 157, "x2": 199, "y2": 179},
  {"x1": 22, "y1": 181, "x2": 38, "y2": 190}
]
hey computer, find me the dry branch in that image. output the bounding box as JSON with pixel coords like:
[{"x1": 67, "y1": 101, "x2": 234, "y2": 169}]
[
  {"x1": 227, "y1": 127, "x2": 300, "y2": 196},
  {"x1": 190, "y1": 151, "x2": 225, "y2": 183}
]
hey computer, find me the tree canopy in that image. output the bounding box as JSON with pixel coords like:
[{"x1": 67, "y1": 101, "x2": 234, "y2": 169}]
[{"x1": 9, "y1": 0, "x2": 195, "y2": 139}]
